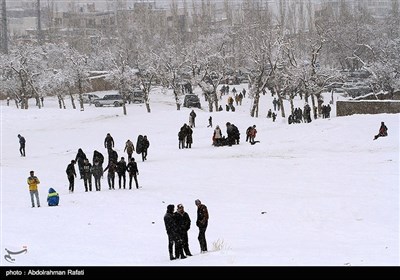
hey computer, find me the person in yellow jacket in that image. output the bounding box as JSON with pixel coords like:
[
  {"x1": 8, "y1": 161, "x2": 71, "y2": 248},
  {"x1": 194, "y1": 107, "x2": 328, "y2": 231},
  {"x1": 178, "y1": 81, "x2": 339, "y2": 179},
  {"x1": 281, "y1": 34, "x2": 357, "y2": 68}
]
[{"x1": 27, "y1": 170, "x2": 41, "y2": 208}]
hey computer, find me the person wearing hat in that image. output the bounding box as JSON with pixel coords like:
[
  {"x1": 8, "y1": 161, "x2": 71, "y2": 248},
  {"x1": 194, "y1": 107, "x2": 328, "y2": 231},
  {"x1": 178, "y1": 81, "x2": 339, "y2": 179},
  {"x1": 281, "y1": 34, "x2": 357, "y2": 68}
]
[
  {"x1": 175, "y1": 204, "x2": 192, "y2": 257},
  {"x1": 66, "y1": 160, "x2": 77, "y2": 193},
  {"x1": 47, "y1": 188, "x2": 59, "y2": 206},
  {"x1": 195, "y1": 199, "x2": 209, "y2": 253},
  {"x1": 164, "y1": 204, "x2": 185, "y2": 260},
  {"x1": 27, "y1": 171, "x2": 40, "y2": 208}
]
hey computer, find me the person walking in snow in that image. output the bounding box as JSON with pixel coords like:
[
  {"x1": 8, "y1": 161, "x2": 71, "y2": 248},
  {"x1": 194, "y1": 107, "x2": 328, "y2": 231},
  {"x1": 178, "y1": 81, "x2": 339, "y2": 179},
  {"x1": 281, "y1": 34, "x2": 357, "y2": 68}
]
[
  {"x1": 141, "y1": 135, "x2": 150, "y2": 162},
  {"x1": 104, "y1": 133, "x2": 115, "y2": 159},
  {"x1": 18, "y1": 134, "x2": 26, "y2": 157},
  {"x1": 124, "y1": 139, "x2": 135, "y2": 161},
  {"x1": 104, "y1": 160, "x2": 117, "y2": 190},
  {"x1": 75, "y1": 148, "x2": 87, "y2": 179},
  {"x1": 93, "y1": 150, "x2": 104, "y2": 168},
  {"x1": 66, "y1": 160, "x2": 77, "y2": 193},
  {"x1": 195, "y1": 199, "x2": 209, "y2": 253},
  {"x1": 82, "y1": 158, "x2": 93, "y2": 192},
  {"x1": 207, "y1": 116, "x2": 213, "y2": 128},
  {"x1": 27, "y1": 170, "x2": 41, "y2": 208},
  {"x1": 47, "y1": 188, "x2": 59, "y2": 206},
  {"x1": 92, "y1": 160, "x2": 104, "y2": 191},
  {"x1": 117, "y1": 157, "x2": 127, "y2": 189},
  {"x1": 127, "y1": 157, "x2": 139, "y2": 189}
]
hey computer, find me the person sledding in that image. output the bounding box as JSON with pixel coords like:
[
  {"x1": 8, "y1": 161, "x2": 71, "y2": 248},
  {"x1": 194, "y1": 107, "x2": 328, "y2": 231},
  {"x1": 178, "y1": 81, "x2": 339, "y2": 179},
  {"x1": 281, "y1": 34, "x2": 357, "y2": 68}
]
[
  {"x1": 373, "y1": 122, "x2": 388, "y2": 140},
  {"x1": 47, "y1": 188, "x2": 59, "y2": 206}
]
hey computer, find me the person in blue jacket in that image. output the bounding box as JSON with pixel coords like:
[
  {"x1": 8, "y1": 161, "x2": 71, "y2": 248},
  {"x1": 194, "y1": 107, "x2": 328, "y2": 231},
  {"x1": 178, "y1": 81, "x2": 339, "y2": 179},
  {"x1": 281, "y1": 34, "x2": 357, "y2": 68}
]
[{"x1": 47, "y1": 188, "x2": 59, "y2": 206}]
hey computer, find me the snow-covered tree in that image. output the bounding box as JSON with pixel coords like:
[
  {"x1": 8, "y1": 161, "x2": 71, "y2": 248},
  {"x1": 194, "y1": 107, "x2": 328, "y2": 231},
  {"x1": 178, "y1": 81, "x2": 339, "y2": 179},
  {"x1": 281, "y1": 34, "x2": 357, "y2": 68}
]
[
  {"x1": 3, "y1": 43, "x2": 47, "y2": 109},
  {"x1": 106, "y1": 45, "x2": 139, "y2": 115},
  {"x1": 239, "y1": 25, "x2": 287, "y2": 118}
]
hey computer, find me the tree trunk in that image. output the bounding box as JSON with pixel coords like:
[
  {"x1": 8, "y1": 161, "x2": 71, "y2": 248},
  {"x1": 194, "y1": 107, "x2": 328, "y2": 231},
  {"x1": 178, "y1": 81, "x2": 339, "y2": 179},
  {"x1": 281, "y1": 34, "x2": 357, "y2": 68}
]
[
  {"x1": 78, "y1": 78, "x2": 84, "y2": 111},
  {"x1": 61, "y1": 96, "x2": 66, "y2": 109},
  {"x1": 310, "y1": 93, "x2": 317, "y2": 120},
  {"x1": 69, "y1": 92, "x2": 76, "y2": 109},
  {"x1": 250, "y1": 90, "x2": 260, "y2": 117},
  {"x1": 212, "y1": 90, "x2": 219, "y2": 112},
  {"x1": 173, "y1": 88, "x2": 181, "y2": 110},
  {"x1": 289, "y1": 95, "x2": 295, "y2": 115},
  {"x1": 275, "y1": 87, "x2": 286, "y2": 118}
]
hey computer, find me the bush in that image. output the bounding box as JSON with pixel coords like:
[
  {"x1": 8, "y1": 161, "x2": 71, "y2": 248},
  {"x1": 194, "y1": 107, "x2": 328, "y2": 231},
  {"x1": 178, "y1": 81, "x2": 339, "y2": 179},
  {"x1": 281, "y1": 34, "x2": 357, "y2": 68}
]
[{"x1": 212, "y1": 238, "x2": 230, "y2": 251}]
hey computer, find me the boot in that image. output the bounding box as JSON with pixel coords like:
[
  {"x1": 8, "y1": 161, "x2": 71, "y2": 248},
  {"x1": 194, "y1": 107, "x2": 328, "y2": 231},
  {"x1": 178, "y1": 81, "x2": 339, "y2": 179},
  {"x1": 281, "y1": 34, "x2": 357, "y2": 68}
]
[{"x1": 169, "y1": 246, "x2": 175, "y2": 260}]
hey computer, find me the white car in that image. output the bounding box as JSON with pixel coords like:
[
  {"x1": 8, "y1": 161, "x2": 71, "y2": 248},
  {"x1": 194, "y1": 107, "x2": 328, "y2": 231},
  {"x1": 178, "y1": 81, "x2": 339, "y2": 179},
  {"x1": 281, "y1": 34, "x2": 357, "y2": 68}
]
[{"x1": 93, "y1": 94, "x2": 124, "y2": 107}]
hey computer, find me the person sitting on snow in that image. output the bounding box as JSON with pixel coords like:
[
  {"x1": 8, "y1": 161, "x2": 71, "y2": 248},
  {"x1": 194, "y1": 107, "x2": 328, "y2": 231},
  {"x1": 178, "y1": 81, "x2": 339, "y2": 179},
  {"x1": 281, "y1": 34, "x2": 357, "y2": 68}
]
[
  {"x1": 373, "y1": 122, "x2": 388, "y2": 140},
  {"x1": 47, "y1": 188, "x2": 59, "y2": 206}
]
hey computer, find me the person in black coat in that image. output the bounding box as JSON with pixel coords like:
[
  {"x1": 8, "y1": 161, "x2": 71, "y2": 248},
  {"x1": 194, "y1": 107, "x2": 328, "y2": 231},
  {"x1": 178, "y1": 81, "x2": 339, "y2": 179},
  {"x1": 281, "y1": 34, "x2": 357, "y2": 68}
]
[
  {"x1": 82, "y1": 158, "x2": 92, "y2": 192},
  {"x1": 104, "y1": 160, "x2": 117, "y2": 190},
  {"x1": 92, "y1": 160, "x2": 103, "y2": 191},
  {"x1": 116, "y1": 157, "x2": 127, "y2": 189},
  {"x1": 175, "y1": 204, "x2": 192, "y2": 256},
  {"x1": 195, "y1": 199, "x2": 209, "y2": 253},
  {"x1": 141, "y1": 136, "x2": 150, "y2": 162},
  {"x1": 127, "y1": 157, "x2": 139, "y2": 189},
  {"x1": 93, "y1": 150, "x2": 104, "y2": 167},
  {"x1": 66, "y1": 160, "x2": 77, "y2": 193},
  {"x1": 186, "y1": 126, "x2": 193, "y2": 148},
  {"x1": 18, "y1": 134, "x2": 26, "y2": 157},
  {"x1": 109, "y1": 149, "x2": 118, "y2": 164},
  {"x1": 104, "y1": 133, "x2": 114, "y2": 151},
  {"x1": 164, "y1": 204, "x2": 185, "y2": 260},
  {"x1": 75, "y1": 148, "x2": 87, "y2": 179}
]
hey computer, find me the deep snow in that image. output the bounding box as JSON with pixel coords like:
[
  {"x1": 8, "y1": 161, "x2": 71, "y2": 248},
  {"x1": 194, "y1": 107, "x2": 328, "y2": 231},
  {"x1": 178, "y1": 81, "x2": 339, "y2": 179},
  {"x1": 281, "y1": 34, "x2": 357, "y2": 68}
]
[{"x1": 1, "y1": 86, "x2": 399, "y2": 266}]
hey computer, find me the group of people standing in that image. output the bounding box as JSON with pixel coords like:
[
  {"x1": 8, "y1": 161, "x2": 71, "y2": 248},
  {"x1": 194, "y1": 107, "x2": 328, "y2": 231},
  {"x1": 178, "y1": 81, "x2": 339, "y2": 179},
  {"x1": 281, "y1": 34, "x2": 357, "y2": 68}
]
[
  {"x1": 66, "y1": 133, "x2": 144, "y2": 193},
  {"x1": 164, "y1": 199, "x2": 209, "y2": 260}
]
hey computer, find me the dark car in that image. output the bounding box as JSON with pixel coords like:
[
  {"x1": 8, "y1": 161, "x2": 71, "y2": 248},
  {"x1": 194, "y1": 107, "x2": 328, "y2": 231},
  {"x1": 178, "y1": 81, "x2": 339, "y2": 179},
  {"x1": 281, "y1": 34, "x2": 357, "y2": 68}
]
[
  {"x1": 82, "y1": 93, "x2": 100, "y2": 103},
  {"x1": 129, "y1": 89, "x2": 144, "y2": 103},
  {"x1": 183, "y1": 94, "x2": 201, "y2": 109}
]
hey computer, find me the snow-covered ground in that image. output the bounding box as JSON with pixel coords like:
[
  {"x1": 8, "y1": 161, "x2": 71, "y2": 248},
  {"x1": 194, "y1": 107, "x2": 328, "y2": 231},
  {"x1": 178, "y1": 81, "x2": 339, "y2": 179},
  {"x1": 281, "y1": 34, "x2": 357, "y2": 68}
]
[{"x1": 1, "y1": 85, "x2": 399, "y2": 266}]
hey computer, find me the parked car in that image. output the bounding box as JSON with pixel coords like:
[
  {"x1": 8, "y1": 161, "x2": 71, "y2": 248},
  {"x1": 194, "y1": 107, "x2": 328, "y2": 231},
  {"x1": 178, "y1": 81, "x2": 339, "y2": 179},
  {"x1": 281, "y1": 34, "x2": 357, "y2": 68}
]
[
  {"x1": 183, "y1": 94, "x2": 201, "y2": 109},
  {"x1": 93, "y1": 94, "x2": 124, "y2": 107},
  {"x1": 129, "y1": 89, "x2": 144, "y2": 103},
  {"x1": 81, "y1": 93, "x2": 99, "y2": 103}
]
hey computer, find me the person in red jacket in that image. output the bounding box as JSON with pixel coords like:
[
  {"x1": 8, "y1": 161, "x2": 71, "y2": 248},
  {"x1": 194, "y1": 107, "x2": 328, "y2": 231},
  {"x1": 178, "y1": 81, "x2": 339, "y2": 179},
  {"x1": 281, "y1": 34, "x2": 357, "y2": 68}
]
[
  {"x1": 195, "y1": 199, "x2": 209, "y2": 253},
  {"x1": 374, "y1": 122, "x2": 388, "y2": 140}
]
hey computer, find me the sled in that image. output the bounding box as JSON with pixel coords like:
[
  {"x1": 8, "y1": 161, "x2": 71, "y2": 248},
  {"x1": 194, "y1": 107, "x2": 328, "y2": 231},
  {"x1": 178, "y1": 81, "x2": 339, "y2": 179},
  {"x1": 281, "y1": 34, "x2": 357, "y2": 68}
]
[{"x1": 136, "y1": 135, "x2": 144, "y2": 154}]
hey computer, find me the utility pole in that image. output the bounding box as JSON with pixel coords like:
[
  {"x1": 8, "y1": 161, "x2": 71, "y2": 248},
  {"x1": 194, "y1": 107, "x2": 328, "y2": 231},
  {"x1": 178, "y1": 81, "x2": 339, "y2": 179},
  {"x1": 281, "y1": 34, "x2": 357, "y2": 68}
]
[
  {"x1": 37, "y1": 0, "x2": 44, "y2": 44},
  {"x1": 1, "y1": 0, "x2": 7, "y2": 54}
]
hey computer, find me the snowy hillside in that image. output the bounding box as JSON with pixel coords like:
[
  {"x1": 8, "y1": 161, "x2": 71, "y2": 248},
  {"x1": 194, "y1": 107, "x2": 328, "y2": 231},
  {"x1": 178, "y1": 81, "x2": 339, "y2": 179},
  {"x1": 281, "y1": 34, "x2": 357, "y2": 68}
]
[{"x1": 1, "y1": 86, "x2": 399, "y2": 266}]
